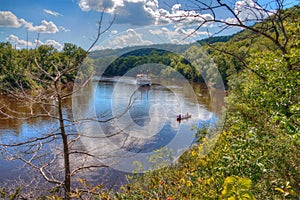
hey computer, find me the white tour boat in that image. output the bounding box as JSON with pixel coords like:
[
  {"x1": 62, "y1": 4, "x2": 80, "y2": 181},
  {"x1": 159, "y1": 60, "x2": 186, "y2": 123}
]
[{"x1": 136, "y1": 73, "x2": 152, "y2": 86}]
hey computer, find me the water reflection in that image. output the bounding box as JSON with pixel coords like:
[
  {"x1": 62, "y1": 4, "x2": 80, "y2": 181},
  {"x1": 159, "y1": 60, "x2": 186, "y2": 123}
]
[
  {"x1": 0, "y1": 79, "x2": 224, "y2": 188},
  {"x1": 72, "y1": 79, "x2": 220, "y2": 174}
]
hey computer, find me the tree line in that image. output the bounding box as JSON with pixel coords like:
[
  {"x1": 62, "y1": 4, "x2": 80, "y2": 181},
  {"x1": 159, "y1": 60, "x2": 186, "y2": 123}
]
[{"x1": 0, "y1": 42, "x2": 93, "y2": 92}]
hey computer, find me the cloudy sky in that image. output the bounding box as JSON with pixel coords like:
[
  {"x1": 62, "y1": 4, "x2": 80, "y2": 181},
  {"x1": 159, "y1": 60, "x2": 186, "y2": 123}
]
[{"x1": 0, "y1": 0, "x2": 297, "y2": 50}]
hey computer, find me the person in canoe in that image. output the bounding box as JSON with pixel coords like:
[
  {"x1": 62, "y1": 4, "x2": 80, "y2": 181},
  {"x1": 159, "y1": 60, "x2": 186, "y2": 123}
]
[
  {"x1": 177, "y1": 113, "x2": 191, "y2": 121},
  {"x1": 177, "y1": 114, "x2": 181, "y2": 120}
]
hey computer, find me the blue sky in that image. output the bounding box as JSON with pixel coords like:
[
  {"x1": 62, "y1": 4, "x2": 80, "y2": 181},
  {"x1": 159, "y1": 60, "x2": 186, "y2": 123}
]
[{"x1": 0, "y1": 0, "x2": 298, "y2": 50}]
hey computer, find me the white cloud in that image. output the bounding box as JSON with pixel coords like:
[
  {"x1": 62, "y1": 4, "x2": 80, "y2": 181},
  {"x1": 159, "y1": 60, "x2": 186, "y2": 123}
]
[
  {"x1": 78, "y1": 0, "x2": 214, "y2": 28},
  {"x1": 21, "y1": 19, "x2": 59, "y2": 33},
  {"x1": 97, "y1": 28, "x2": 152, "y2": 49},
  {"x1": 79, "y1": 0, "x2": 153, "y2": 25},
  {"x1": 79, "y1": 0, "x2": 124, "y2": 13},
  {"x1": 0, "y1": 11, "x2": 21, "y2": 27},
  {"x1": 111, "y1": 30, "x2": 118, "y2": 34},
  {"x1": 78, "y1": 0, "x2": 146, "y2": 13},
  {"x1": 115, "y1": 1, "x2": 154, "y2": 25},
  {"x1": 6, "y1": 34, "x2": 62, "y2": 50},
  {"x1": 34, "y1": 39, "x2": 63, "y2": 50},
  {"x1": 77, "y1": 0, "x2": 214, "y2": 39},
  {"x1": 149, "y1": 27, "x2": 187, "y2": 44},
  {"x1": 225, "y1": 17, "x2": 239, "y2": 24},
  {"x1": 145, "y1": 2, "x2": 214, "y2": 28},
  {"x1": 45, "y1": 39, "x2": 63, "y2": 50},
  {"x1": 234, "y1": 0, "x2": 272, "y2": 22},
  {"x1": 176, "y1": 28, "x2": 208, "y2": 37},
  {"x1": 0, "y1": 11, "x2": 59, "y2": 34},
  {"x1": 59, "y1": 26, "x2": 70, "y2": 32},
  {"x1": 224, "y1": 0, "x2": 273, "y2": 25},
  {"x1": 149, "y1": 27, "x2": 207, "y2": 44},
  {"x1": 6, "y1": 34, "x2": 33, "y2": 46},
  {"x1": 171, "y1": 3, "x2": 181, "y2": 11},
  {"x1": 126, "y1": 0, "x2": 144, "y2": 3},
  {"x1": 44, "y1": 9, "x2": 62, "y2": 17},
  {"x1": 34, "y1": 39, "x2": 44, "y2": 47}
]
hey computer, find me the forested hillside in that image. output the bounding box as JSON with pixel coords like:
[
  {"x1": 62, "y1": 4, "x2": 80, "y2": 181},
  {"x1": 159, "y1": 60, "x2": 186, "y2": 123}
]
[
  {"x1": 90, "y1": 37, "x2": 235, "y2": 84},
  {"x1": 89, "y1": 28, "x2": 275, "y2": 88}
]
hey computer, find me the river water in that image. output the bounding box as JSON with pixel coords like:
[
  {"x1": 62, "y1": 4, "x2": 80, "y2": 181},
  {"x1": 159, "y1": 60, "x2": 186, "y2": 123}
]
[{"x1": 0, "y1": 78, "x2": 225, "y2": 189}]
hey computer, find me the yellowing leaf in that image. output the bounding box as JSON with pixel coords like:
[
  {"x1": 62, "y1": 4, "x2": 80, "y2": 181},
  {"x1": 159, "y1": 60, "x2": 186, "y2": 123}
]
[{"x1": 275, "y1": 187, "x2": 285, "y2": 194}]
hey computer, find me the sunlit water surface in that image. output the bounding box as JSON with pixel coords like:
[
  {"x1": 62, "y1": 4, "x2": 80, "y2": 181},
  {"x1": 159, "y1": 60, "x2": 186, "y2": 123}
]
[{"x1": 0, "y1": 79, "x2": 223, "y2": 189}]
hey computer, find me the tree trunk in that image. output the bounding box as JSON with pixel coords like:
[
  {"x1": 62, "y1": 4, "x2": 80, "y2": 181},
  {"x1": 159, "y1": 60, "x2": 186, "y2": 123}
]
[{"x1": 57, "y1": 85, "x2": 71, "y2": 199}]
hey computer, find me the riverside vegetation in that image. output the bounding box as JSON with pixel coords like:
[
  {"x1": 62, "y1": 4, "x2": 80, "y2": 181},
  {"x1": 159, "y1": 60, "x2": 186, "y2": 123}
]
[
  {"x1": 113, "y1": 6, "x2": 299, "y2": 200},
  {"x1": 0, "y1": 5, "x2": 299, "y2": 199}
]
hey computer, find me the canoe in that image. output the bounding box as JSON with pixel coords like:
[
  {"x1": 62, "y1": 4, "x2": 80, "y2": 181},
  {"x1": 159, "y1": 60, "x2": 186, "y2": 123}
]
[{"x1": 177, "y1": 114, "x2": 191, "y2": 120}]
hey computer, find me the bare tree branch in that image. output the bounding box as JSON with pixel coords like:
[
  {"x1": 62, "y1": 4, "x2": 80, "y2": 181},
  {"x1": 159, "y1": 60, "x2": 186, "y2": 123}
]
[{"x1": 0, "y1": 10, "x2": 116, "y2": 199}]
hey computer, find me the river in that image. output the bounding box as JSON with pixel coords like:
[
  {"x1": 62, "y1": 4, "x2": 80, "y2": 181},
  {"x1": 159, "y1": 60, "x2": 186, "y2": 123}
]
[{"x1": 0, "y1": 78, "x2": 225, "y2": 190}]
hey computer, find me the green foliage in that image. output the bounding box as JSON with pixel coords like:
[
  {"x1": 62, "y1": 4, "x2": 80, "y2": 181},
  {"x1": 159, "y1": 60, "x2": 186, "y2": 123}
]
[
  {"x1": 224, "y1": 47, "x2": 300, "y2": 199},
  {"x1": 0, "y1": 42, "x2": 36, "y2": 90},
  {"x1": 220, "y1": 176, "x2": 255, "y2": 200},
  {"x1": 217, "y1": 5, "x2": 300, "y2": 199},
  {"x1": 197, "y1": 35, "x2": 234, "y2": 46},
  {"x1": 115, "y1": 132, "x2": 226, "y2": 199},
  {"x1": 0, "y1": 42, "x2": 88, "y2": 92},
  {"x1": 60, "y1": 43, "x2": 87, "y2": 83},
  {"x1": 0, "y1": 187, "x2": 22, "y2": 200},
  {"x1": 98, "y1": 49, "x2": 204, "y2": 82},
  {"x1": 114, "y1": 6, "x2": 300, "y2": 200},
  {"x1": 46, "y1": 178, "x2": 114, "y2": 200}
]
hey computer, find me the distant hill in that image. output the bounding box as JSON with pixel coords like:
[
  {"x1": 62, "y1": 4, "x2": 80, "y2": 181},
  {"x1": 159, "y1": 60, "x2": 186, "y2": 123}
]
[
  {"x1": 197, "y1": 35, "x2": 234, "y2": 45},
  {"x1": 89, "y1": 34, "x2": 241, "y2": 83},
  {"x1": 89, "y1": 43, "x2": 191, "y2": 59},
  {"x1": 89, "y1": 34, "x2": 238, "y2": 60},
  {"x1": 89, "y1": 28, "x2": 261, "y2": 84}
]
